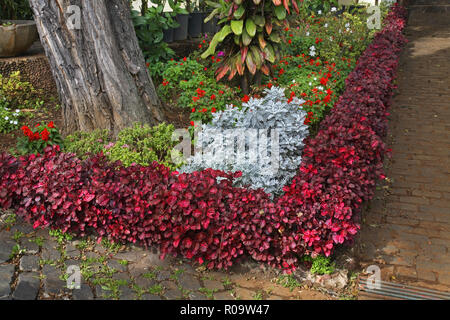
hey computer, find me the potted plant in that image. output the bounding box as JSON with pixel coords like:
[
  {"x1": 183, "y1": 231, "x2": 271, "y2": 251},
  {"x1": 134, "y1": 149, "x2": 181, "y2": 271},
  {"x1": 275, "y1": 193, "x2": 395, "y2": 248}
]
[
  {"x1": 173, "y1": 13, "x2": 189, "y2": 41},
  {"x1": 0, "y1": 20, "x2": 39, "y2": 57},
  {"x1": 187, "y1": 0, "x2": 203, "y2": 38}
]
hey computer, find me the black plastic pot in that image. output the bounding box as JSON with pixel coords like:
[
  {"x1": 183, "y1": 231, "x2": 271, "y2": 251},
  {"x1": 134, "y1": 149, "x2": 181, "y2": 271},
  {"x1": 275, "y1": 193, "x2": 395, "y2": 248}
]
[
  {"x1": 188, "y1": 12, "x2": 203, "y2": 38},
  {"x1": 163, "y1": 27, "x2": 174, "y2": 43},
  {"x1": 202, "y1": 12, "x2": 217, "y2": 35},
  {"x1": 173, "y1": 14, "x2": 189, "y2": 41}
]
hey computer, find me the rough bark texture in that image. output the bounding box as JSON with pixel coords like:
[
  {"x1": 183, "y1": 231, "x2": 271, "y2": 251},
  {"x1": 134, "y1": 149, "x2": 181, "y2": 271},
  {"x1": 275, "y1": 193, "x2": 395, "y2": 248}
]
[{"x1": 29, "y1": 0, "x2": 165, "y2": 135}]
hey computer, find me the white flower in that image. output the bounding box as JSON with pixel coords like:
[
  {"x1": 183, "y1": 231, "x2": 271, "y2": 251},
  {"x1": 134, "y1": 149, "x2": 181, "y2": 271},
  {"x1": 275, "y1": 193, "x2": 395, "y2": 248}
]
[
  {"x1": 306, "y1": 31, "x2": 310, "y2": 36},
  {"x1": 345, "y1": 23, "x2": 350, "y2": 28},
  {"x1": 15, "y1": 109, "x2": 20, "y2": 113},
  {"x1": 309, "y1": 51, "x2": 316, "y2": 56},
  {"x1": 331, "y1": 7, "x2": 337, "y2": 12},
  {"x1": 318, "y1": 86, "x2": 324, "y2": 90},
  {"x1": 324, "y1": 23, "x2": 328, "y2": 28},
  {"x1": 13, "y1": 121, "x2": 18, "y2": 125},
  {"x1": 318, "y1": 10, "x2": 322, "y2": 15},
  {"x1": 313, "y1": 77, "x2": 317, "y2": 81},
  {"x1": 346, "y1": 27, "x2": 350, "y2": 32},
  {"x1": 309, "y1": 45, "x2": 316, "y2": 51},
  {"x1": 309, "y1": 82, "x2": 312, "y2": 86},
  {"x1": 4, "y1": 116, "x2": 8, "y2": 120},
  {"x1": 292, "y1": 79, "x2": 296, "y2": 83}
]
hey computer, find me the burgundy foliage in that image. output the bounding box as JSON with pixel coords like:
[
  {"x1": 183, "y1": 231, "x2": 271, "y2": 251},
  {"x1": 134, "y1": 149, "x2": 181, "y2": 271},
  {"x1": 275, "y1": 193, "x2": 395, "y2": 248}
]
[{"x1": 0, "y1": 5, "x2": 407, "y2": 272}]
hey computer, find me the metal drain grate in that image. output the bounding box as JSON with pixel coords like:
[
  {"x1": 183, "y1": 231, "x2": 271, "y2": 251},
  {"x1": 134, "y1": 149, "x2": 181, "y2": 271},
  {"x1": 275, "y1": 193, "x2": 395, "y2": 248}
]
[{"x1": 358, "y1": 277, "x2": 450, "y2": 300}]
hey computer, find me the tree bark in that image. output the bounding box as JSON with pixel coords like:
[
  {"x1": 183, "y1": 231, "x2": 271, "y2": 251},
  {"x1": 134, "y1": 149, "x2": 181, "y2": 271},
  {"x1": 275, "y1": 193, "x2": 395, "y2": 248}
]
[{"x1": 29, "y1": 0, "x2": 165, "y2": 136}]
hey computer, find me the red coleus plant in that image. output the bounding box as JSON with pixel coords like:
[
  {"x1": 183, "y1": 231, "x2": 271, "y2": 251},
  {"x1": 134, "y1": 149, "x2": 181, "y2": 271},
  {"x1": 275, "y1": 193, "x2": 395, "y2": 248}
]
[{"x1": 0, "y1": 5, "x2": 407, "y2": 273}]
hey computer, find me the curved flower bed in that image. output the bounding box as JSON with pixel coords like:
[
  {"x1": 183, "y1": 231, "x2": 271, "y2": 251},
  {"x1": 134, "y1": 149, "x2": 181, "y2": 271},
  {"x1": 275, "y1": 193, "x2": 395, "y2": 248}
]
[{"x1": 0, "y1": 5, "x2": 407, "y2": 272}]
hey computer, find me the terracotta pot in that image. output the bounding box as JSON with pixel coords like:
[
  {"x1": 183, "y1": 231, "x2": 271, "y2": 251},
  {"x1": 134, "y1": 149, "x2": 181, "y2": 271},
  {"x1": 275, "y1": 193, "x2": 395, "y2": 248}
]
[{"x1": 0, "y1": 20, "x2": 39, "y2": 58}]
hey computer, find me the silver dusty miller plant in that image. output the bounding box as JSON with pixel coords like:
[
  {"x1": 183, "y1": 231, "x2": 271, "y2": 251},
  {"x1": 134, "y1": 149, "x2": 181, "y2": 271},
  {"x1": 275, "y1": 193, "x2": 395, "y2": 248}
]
[{"x1": 181, "y1": 86, "x2": 309, "y2": 196}]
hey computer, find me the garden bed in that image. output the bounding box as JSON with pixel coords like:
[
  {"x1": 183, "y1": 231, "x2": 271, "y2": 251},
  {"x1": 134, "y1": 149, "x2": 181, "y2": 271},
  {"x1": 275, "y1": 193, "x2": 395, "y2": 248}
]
[{"x1": 0, "y1": 4, "x2": 408, "y2": 273}]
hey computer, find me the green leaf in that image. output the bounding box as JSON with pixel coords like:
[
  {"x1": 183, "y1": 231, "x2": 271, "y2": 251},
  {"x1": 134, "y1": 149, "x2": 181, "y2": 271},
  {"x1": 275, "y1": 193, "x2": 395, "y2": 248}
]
[
  {"x1": 234, "y1": 5, "x2": 245, "y2": 20},
  {"x1": 269, "y1": 32, "x2": 281, "y2": 43},
  {"x1": 217, "y1": 25, "x2": 232, "y2": 42},
  {"x1": 242, "y1": 28, "x2": 252, "y2": 46},
  {"x1": 231, "y1": 20, "x2": 244, "y2": 35},
  {"x1": 204, "y1": 8, "x2": 220, "y2": 23},
  {"x1": 250, "y1": 46, "x2": 262, "y2": 68},
  {"x1": 246, "y1": 52, "x2": 257, "y2": 75},
  {"x1": 253, "y1": 15, "x2": 265, "y2": 27},
  {"x1": 200, "y1": 25, "x2": 232, "y2": 59},
  {"x1": 245, "y1": 18, "x2": 256, "y2": 37},
  {"x1": 274, "y1": 6, "x2": 287, "y2": 20},
  {"x1": 263, "y1": 43, "x2": 275, "y2": 63}
]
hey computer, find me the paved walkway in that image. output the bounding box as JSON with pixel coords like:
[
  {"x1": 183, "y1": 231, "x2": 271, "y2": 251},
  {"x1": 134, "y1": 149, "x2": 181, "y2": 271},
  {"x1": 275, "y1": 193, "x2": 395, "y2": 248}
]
[
  {"x1": 0, "y1": 212, "x2": 345, "y2": 300},
  {"x1": 357, "y1": 0, "x2": 450, "y2": 293}
]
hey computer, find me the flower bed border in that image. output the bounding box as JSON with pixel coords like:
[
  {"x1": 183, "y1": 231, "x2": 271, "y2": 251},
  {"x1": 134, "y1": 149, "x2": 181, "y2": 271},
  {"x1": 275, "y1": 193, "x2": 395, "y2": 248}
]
[{"x1": 0, "y1": 5, "x2": 408, "y2": 272}]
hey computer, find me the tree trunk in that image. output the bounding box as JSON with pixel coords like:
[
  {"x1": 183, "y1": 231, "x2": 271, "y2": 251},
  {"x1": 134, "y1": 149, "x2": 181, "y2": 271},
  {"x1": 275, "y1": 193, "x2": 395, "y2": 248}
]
[{"x1": 29, "y1": 0, "x2": 165, "y2": 136}]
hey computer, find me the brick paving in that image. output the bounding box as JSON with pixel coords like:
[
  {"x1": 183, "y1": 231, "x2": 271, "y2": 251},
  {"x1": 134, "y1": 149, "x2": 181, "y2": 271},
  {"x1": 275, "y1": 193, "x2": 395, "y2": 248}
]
[{"x1": 356, "y1": 0, "x2": 450, "y2": 293}]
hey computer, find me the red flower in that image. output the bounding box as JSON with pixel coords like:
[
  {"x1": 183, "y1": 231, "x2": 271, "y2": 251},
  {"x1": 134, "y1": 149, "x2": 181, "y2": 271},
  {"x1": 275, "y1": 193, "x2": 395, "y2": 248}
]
[
  {"x1": 183, "y1": 57, "x2": 187, "y2": 61},
  {"x1": 242, "y1": 95, "x2": 250, "y2": 103},
  {"x1": 41, "y1": 128, "x2": 50, "y2": 141},
  {"x1": 211, "y1": 107, "x2": 216, "y2": 113},
  {"x1": 210, "y1": 94, "x2": 216, "y2": 100},
  {"x1": 21, "y1": 125, "x2": 32, "y2": 137},
  {"x1": 48, "y1": 121, "x2": 55, "y2": 128},
  {"x1": 320, "y1": 77, "x2": 328, "y2": 86}
]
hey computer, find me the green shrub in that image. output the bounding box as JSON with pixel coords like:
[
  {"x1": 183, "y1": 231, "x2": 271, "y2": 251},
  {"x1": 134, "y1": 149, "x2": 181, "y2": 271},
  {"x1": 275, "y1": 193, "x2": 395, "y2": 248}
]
[
  {"x1": 64, "y1": 129, "x2": 109, "y2": 157},
  {"x1": 64, "y1": 123, "x2": 182, "y2": 170},
  {"x1": 107, "y1": 123, "x2": 181, "y2": 169},
  {"x1": 0, "y1": 71, "x2": 44, "y2": 110},
  {"x1": 303, "y1": 255, "x2": 336, "y2": 275}
]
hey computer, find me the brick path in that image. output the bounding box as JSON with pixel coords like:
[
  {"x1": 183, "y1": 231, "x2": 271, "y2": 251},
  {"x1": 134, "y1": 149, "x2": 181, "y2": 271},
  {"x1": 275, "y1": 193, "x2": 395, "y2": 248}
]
[{"x1": 356, "y1": 0, "x2": 450, "y2": 293}]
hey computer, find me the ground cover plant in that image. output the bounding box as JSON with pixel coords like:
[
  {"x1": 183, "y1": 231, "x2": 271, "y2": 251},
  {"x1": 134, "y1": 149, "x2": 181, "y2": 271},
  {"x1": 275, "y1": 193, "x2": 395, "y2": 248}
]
[{"x1": 0, "y1": 3, "x2": 407, "y2": 273}]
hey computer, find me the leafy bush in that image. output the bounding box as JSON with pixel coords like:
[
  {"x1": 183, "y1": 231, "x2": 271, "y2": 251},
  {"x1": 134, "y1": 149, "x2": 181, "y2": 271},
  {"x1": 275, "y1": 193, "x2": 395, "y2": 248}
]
[
  {"x1": 16, "y1": 122, "x2": 63, "y2": 155},
  {"x1": 0, "y1": 97, "x2": 21, "y2": 133},
  {"x1": 303, "y1": 255, "x2": 335, "y2": 275},
  {"x1": 201, "y1": 0, "x2": 300, "y2": 85},
  {"x1": 106, "y1": 123, "x2": 181, "y2": 169},
  {"x1": 65, "y1": 123, "x2": 182, "y2": 170},
  {"x1": 64, "y1": 129, "x2": 109, "y2": 157},
  {"x1": 0, "y1": 71, "x2": 44, "y2": 110}
]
